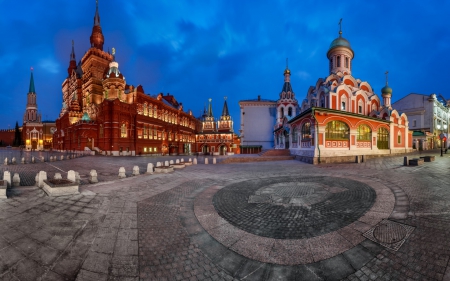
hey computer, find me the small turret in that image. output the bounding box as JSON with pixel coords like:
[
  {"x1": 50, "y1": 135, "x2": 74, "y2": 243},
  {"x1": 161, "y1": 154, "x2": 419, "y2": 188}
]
[
  {"x1": 90, "y1": 0, "x2": 104, "y2": 50},
  {"x1": 381, "y1": 71, "x2": 392, "y2": 108}
]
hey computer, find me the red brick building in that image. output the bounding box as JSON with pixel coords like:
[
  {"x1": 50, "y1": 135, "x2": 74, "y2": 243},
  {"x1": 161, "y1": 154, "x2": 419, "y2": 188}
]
[{"x1": 53, "y1": 2, "x2": 238, "y2": 156}]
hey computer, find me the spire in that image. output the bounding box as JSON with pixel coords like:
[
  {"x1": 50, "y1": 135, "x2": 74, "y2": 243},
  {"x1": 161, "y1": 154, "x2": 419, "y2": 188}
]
[
  {"x1": 338, "y1": 18, "x2": 343, "y2": 37},
  {"x1": 29, "y1": 67, "x2": 35, "y2": 93},
  {"x1": 70, "y1": 40, "x2": 75, "y2": 61},
  {"x1": 68, "y1": 40, "x2": 77, "y2": 76},
  {"x1": 221, "y1": 97, "x2": 230, "y2": 117},
  {"x1": 283, "y1": 58, "x2": 291, "y2": 82},
  {"x1": 94, "y1": 0, "x2": 100, "y2": 26},
  {"x1": 90, "y1": 0, "x2": 104, "y2": 50},
  {"x1": 208, "y1": 98, "x2": 213, "y2": 117}
]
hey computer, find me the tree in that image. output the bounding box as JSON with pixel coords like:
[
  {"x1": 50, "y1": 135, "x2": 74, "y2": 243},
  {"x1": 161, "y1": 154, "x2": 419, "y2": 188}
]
[{"x1": 13, "y1": 121, "x2": 22, "y2": 147}]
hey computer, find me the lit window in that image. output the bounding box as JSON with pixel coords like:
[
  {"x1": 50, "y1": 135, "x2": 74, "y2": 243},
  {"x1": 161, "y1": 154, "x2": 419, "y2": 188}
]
[
  {"x1": 341, "y1": 101, "x2": 346, "y2": 111},
  {"x1": 357, "y1": 124, "x2": 371, "y2": 141},
  {"x1": 121, "y1": 123, "x2": 127, "y2": 138}
]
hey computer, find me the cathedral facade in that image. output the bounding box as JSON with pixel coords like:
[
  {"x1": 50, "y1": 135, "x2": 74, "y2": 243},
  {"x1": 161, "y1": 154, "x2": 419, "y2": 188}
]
[
  {"x1": 274, "y1": 25, "x2": 413, "y2": 163},
  {"x1": 53, "y1": 2, "x2": 237, "y2": 156}
]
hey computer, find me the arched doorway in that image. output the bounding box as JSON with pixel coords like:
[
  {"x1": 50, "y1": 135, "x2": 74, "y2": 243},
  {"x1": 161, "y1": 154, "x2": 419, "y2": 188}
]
[
  {"x1": 219, "y1": 145, "x2": 227, "y2": 155},
  {"x1": 202, "y1": 145, "x2": 209, "y2": 155},
  {"x1": 284, "y1": 130, "x2": 289, "y2": 149}
]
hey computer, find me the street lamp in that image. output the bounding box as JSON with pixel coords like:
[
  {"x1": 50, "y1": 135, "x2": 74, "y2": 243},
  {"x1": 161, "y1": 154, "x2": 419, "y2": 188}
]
[{"x1": 440, "y1": 133, "x2": 446, "y2": 157}]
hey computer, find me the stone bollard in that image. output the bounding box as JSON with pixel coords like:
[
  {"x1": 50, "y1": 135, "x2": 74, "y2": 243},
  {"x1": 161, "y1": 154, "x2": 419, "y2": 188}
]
[
  {"x1": 75, "y1": 172, "x2": 81, "y2": 183},
  {"x1": 32, "y1": 157, "x2": 35, "y2": 163},
  {"x1": 181, "y1": 158, "x2": 185, "y2": 163},
  {"x1": 132, "y1": 166, "x2": 140, "y2": 176},
  {"x1": 89, "y1": 170, "x2": 98, "y2": 183},
  {"x1": 404, "y1": 156, "x2": 409, "y2": 166},
  {"x1": 164, "y1": 161, "x2": 169, "y2": 167},
  {"x1": 213, "y1": 157, "x2": 216, "y2": 164},
  {"x1": 41, "y1": 156, "x2": 45, "y2": 162},
  {"x1": 35, "y1": 173, "x2": 39, "y2": 185},
  {"x1": 205, "y1": 158, "x2": 209, "y2": 165},
  {"x1": 169, "y1": 160, "x2": 174, "y2": 165},
  {"x1": 38, "y1": 171, "x2": 47, "y2": 188},
  {"x1": 54, "y1": 173, "x2": 62, "y2": 180},
  {"x1": 118, "y1": 167, "x2": 126, "y2": 178},
  {"x1": 188, "y1": 158, "x2": 192, "y2": 162},
  {"x1": 3, "y1": 171, "x2": 11, "y2": 187},
  {"x1": 4, "y1": 158, "x2": 7, "y2": 166},
  {"x1": 176, "y1": 159, "x2": 180, "y2": 164},
  {"x1": 193, "y1": 158, "x2": 197, "y2": 165},
  {"x1": 12, "y1": 173, "x2": 20, "y2": 187},
  {"x1": 156, "y1": 162, "x2": 161, "y2": 167},
  {"x1": 146, "y1": 163, "x2": 154, "y2": 174},
  {"x1": 60, "y1": 155, "x2": 64, "y2": 160},
  {"x1": 21, "y1": 157, "x2": 25, "y2": 164},
  {"x1": 11, "y1": 158, "x2": 16, "y2": 164},
  {"x1": 67, "y1": 170, "x2": 76, "y2": 182}
]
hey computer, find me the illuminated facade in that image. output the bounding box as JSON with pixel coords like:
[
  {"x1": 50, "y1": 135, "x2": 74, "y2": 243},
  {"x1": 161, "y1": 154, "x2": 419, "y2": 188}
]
[
  {"x1": 274, "y1": 25, "x2": 413, "y2": 163},
  {"x1": 54, "y1": 2, "x2": 238, "y2": 155}
]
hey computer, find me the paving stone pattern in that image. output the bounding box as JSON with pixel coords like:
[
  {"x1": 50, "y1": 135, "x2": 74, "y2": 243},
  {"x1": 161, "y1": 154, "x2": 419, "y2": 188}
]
[{"x1": 0, "y1": 151, "x2": 449, "y2": 280}]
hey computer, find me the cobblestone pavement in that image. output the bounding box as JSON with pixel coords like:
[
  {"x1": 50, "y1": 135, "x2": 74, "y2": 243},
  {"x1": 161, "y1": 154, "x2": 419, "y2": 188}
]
[{"x1": 0, "y1": 151, "x2": 449, "y2": 280}]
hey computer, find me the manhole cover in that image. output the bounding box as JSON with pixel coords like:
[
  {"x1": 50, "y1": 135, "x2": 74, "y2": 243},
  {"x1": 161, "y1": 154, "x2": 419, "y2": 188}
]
[
  {"x1": 363, "y1": 219, "x2": 415, "y2": 251},
  {"x1": 373, "y1": 221, "x2": 407, "y2": 243}
]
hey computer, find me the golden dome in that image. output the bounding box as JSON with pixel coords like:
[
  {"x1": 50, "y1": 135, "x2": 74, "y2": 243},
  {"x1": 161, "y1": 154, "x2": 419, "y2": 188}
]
[{"x1": 284, "y1": 68, "x2": 291, "y2": 75}]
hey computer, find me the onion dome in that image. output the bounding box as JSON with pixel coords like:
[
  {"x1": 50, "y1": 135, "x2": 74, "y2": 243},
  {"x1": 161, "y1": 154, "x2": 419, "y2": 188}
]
[
  {"x1": 104, "y1": 48, "x2": 125, "y2": 80},
  {"x1": 81, "y1": 112, "x2": 91, "y2": 122},
  {"x1": 381, "y1": 85, "x2": 392, "y2": 95}
]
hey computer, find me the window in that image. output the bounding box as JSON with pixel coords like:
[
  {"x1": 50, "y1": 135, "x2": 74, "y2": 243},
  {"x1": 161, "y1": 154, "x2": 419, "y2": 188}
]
[
  {"x1": 288, "y1": 107, "x2": 293, "y2": 117},
  {"x1": 143, "y1": 125, "x2": 147, "y2": 139},
  {"x1": 320, "y1": 95, "x2": 325, "y2": 107},
  {"x1": 357, "y1": 124, "x2": 371, "y2": 141},
  {"x1": 345, "y1": 57, "x2": 349, "y2": 68},
  {"x1": 292, "y1": 127, "x2": 298, "y2": 143},
  {"x1": 280, "y1": 108, "x2": 284, "y2": 119},
  {"x1": 337, "y1": 56, "x2": 341, "y2": 67},
  {"x1": 325, "y1": 121, "x2": 349, "y2": 140},
  {"x1": 302, "y1": 122, "x2": 311, "y2": 140},
  {"x1": 121, "y1": 123, "x2": 127, "y2": 138},
  {"x1": 143, "y1": 103, "x2": 148, "y2": 116},
  {"x1": 144, "y1": 147, "x2": 147, "y2": 152},
  {"x1": 397, "y1": 132, "x2": 402, "y2": 144},
  {"x1": 377, "y1": 128, "x2": 389, "y2": 149},
  {"x1": 341, "y1": 101, "x2": 346, "y2": 111},
  {"x1": 413, "y1": 120, "x2": 416, "y2": 127},
  {"x1": 149, "y1": 105, "x2": 153, "y2": 117},
  {"x1": 358, "y1": 105, "x2": 362, "y2": 114}
]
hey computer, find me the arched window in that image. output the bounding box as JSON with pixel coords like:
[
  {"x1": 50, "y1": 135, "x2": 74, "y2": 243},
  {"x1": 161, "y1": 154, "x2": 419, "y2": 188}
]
[
  {"x1": 292, "y1": 127, "x2": 298, "y2": 143},
  {"x1": 280, "y1": 108, "x2": 284, "y2": 119},
  {"x1": 301, "y1": 122, "x2": 311, "y2": 140},
  {"x1": 149, "y1": 104, "x2": 153, "y2": 117},
  {"x1": 143, "y1": 125, "x2": 147, "y2": 139},
  {"x1": 377, "y1": 127, "x2": 389, "y2": 149},
  {"x1": 341, "y1": 96, "x2": 347, "y2": 111},
  {"x1": 345, "y1": 57, "x2": 349, "y2": 68},
  {"x1": 121, "y1": 123, "x2": 127, "y2": 138},
  {"x1": 288, "y1": 107, "x2": 293, "y2": 117},
  {"x1": 154, "y1": 107, "x2": 158, "y2": 118},
  {"x1": 357, "y1": 124, "x2": 371, "y2": 141},
  {"x1": 397, "y1": 131, "x2": 402, "y2": 144},
  {"x1": 337, "y1": 56, "x2": 341, "y2": 67},
  {"x1": 325, "y1": 121, "x2": 349, "y2": 140},
  {"x1": 358, "y1": 100, "x2": 363, "y2": 114},
  {"x1": 143, "y1": 103, "x2": 148, "y2": 116},
  {"x1": 320, "y1": 95, "x2": 325, "y2": 108}
]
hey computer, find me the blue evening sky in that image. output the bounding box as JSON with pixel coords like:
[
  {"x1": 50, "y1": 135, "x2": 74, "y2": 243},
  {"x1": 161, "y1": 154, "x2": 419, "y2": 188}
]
[{"x1": 0, "y1": 0, "x2": 448, "y2": 131}]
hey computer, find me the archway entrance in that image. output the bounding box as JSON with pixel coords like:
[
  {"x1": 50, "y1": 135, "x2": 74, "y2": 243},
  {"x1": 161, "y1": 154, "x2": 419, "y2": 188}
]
[
  {"x1": 202, "y1": 145, "x2": 209, "y2": 155},
  {"x1": 219, "y1": 145, "x2": 227, "y2": 155},
  {"x1": 32, "y1": 140, "x2": 37, "y2": 150}
]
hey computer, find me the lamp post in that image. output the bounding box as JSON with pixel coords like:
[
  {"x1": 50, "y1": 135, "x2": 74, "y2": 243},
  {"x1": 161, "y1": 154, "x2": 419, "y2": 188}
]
[{"x1": 440, "y1": 133, "x2": 445, "y2": 157}]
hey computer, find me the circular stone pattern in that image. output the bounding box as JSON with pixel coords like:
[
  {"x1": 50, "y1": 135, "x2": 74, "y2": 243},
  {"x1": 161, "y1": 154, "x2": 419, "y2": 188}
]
[
  {"x1": 213, "y1": 176, "x2": 376, "y2": 239},
  {"x1": 373, "y1": 221, "x2": 407, "y2": 244}
]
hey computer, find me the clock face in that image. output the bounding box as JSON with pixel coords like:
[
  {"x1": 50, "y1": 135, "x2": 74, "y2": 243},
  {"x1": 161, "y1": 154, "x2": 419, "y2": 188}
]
[{"x1": 50, "y1": 127, "x2": 56, "y2": 134}]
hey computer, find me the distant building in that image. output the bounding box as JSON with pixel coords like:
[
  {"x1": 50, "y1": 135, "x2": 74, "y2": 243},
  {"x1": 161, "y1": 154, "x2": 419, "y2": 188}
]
[
  {"x1": 238, "y1": 96, "x2": 277, "y2": 153},
  {"x1": 272, "y1": 24, "x2": 413, "y2": 163},
  {"x1": 22, "y1": 70, "x2": 56, "y2": 150},
  {"x1": 392, "y1": 93, "x2": 449, "y2": 150}
]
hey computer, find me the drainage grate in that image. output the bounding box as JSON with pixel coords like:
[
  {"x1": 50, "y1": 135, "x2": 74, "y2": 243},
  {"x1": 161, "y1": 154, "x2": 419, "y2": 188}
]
[{"x1": 363, "y1": 219, "x2": 415, "y2": 251}]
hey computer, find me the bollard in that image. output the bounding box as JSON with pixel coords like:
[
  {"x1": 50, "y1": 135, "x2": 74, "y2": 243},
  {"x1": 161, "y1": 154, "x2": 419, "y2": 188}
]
[
  {"x1": 75, "y1": 172, "x2": 81, "y2": 183},
  {"x1": 3, "y1": 158, "x2": 7, "y2": 166},
  {"x1": 146, "y1": 163, "x2": 154, "y2": 174},
  {"x1": 41, "y1": 156, "x2": 45, "y2": 162},
  {"x1": 61, "y1": 155, "x2": 64, "y2": 160},
  {"x1": 193, "y1": 158, "x2": 197, "y2": 165},
  {"x1": 403, "y1": 156, "x2": 409, "y2": 166},
  {"x1": 156, "y1": 162, "x2": 161, "y2": 167},
  {"x1": 118, "y1": 167, "x2": 126, "y2": 178},
  {"x1": 132, "y1": 166, "x2": 140, "y2": 176},
  {"x1": 38, "y1": 171, "x2": 47, "y2": 188},
  {"x1": 213, "y1": 157, "x2": 216, "y2": 164},
  {"x1": 164, "y1": 161, "x2": 169, "y2": 167},
  {"x1": 180, "y1": 158, "x2": 184, "y2": 163},
  {"x1": 176, "y1": 159, "x2": 180, "y2": 164},
  {"x1": 205, "y1": 158, "x2": 209, "y2": 165},
  {"x1": 89, "y1": 170, "x2": 98, "y2": 183},
  {"x1": 32, "y1": 157, "x2": 35, "y2": 163},
  {"x1": 169, "y1": 160, "x2": 174, "y2": 165},
  {"x1": 67, "y1": 170, "x2": 76, "y2": 182},
  {"x1": 3, "y1": 171, "x2": 11, "y2": 187},
  {"x1": 11, "y1": 157, "x2": 16, "y2": 164},
  {"x1": 54, "y1": 173, "x2": 62, "y2": 180},
  {"x1": 21, "y1": 157, "x2": 25, "y2": 164},
  {"x1": 12, "y1": 173, "x2": 20, "y2": 187}
]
